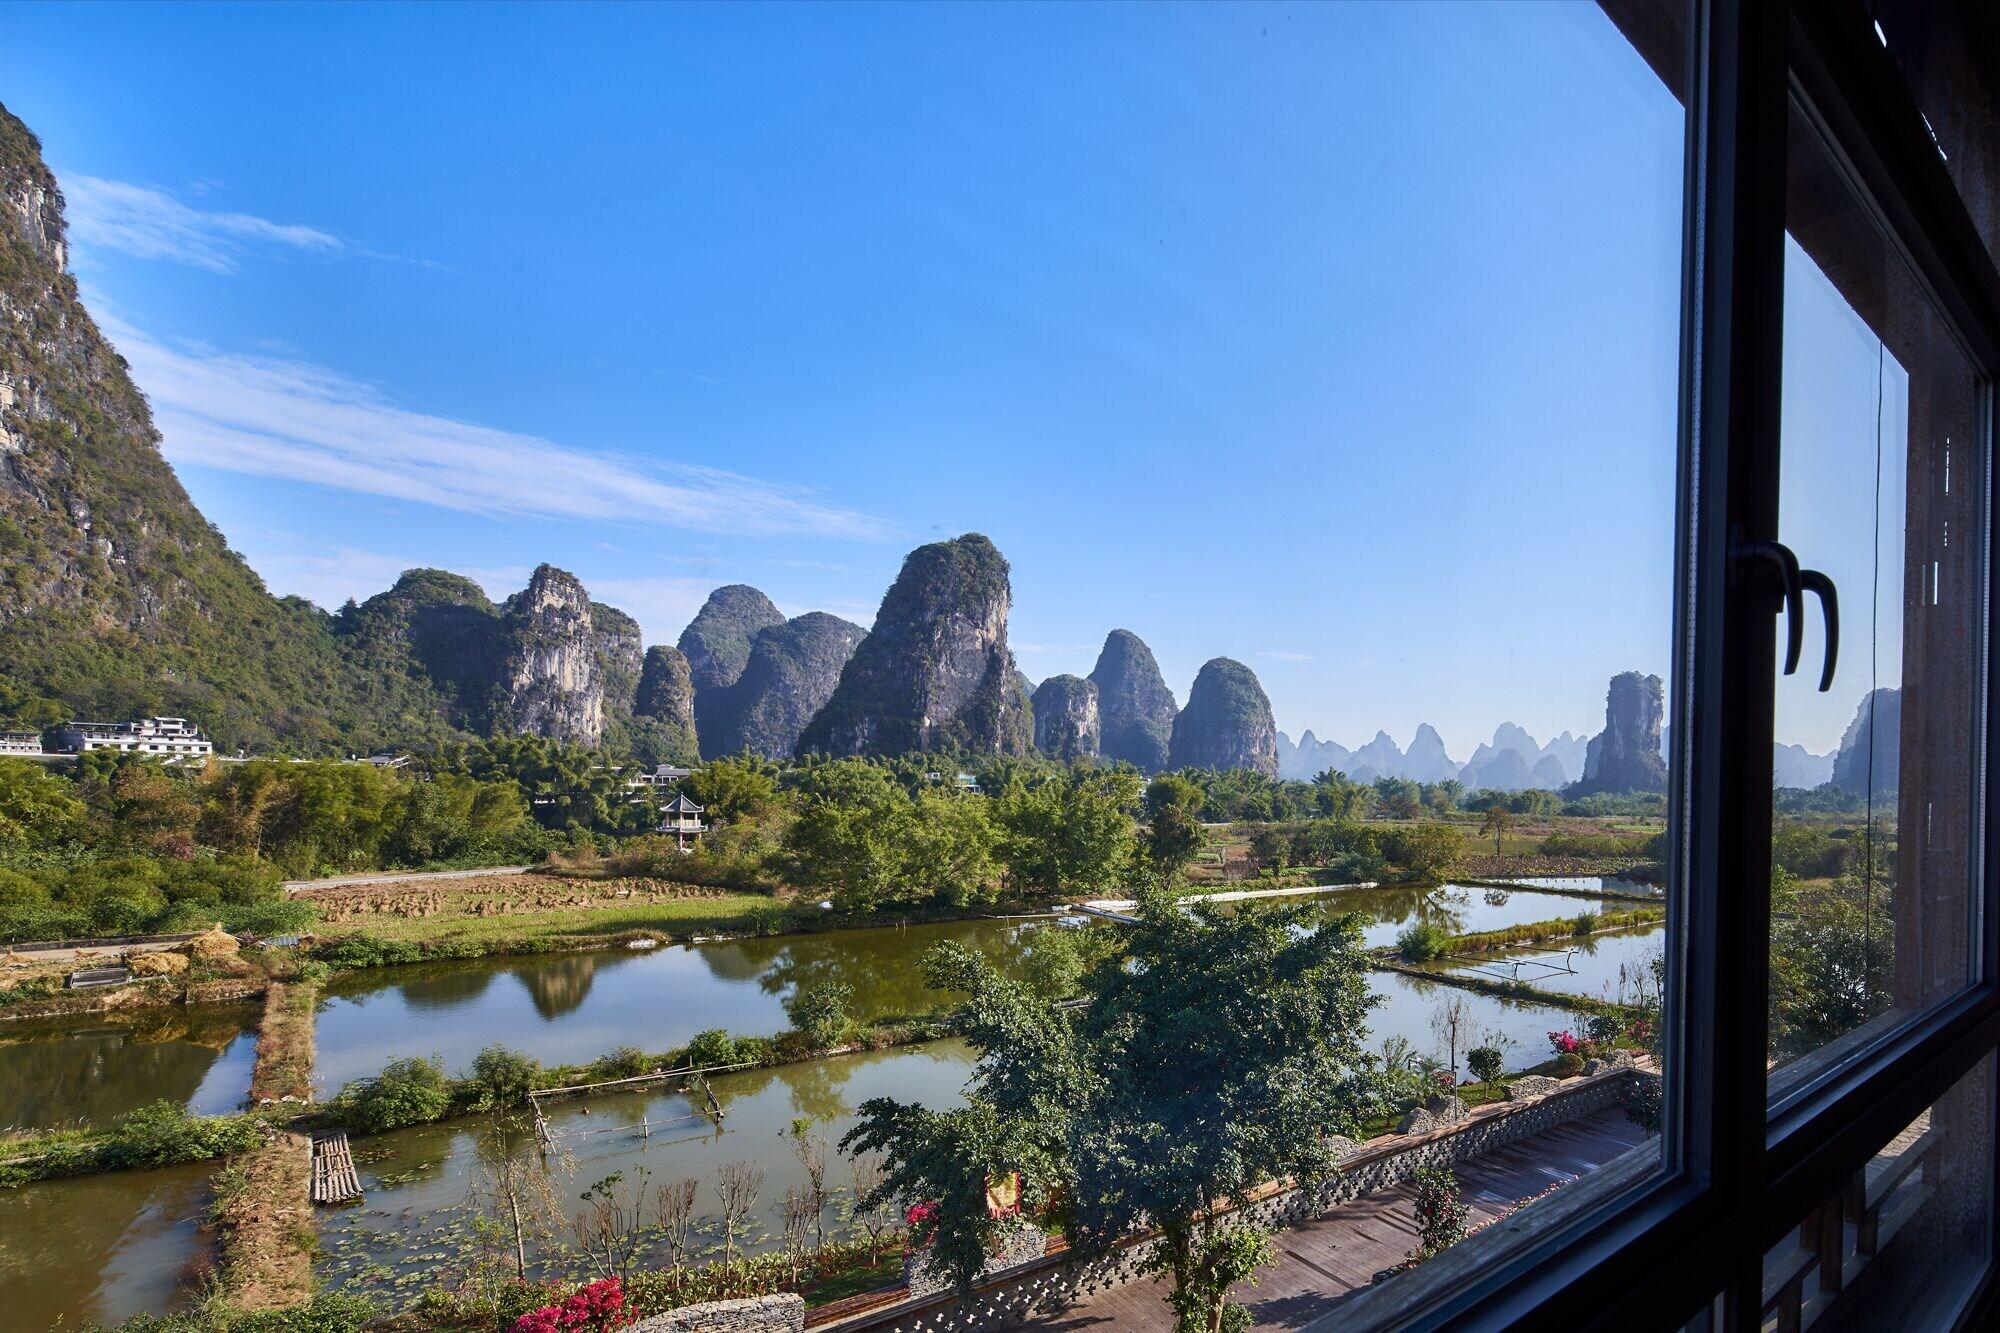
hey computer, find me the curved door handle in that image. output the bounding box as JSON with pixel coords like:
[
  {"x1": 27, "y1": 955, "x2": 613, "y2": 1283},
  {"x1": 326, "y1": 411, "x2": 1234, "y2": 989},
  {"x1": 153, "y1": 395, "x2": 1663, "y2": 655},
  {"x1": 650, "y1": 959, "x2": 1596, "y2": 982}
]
[
  {"x1": 1799, "y1": 570, "x2": 1838, "y2": 692},
  {"x1": 1733, "y1": 538, "x2": 1805, "y2": 676}
]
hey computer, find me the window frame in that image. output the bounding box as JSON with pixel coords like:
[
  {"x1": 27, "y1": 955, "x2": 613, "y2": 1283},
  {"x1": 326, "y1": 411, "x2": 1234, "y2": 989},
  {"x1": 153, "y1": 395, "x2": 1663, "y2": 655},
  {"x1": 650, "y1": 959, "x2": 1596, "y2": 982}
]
[{"x1": 1339, "y1": 2, "x2": 2000, "y2": 1328}]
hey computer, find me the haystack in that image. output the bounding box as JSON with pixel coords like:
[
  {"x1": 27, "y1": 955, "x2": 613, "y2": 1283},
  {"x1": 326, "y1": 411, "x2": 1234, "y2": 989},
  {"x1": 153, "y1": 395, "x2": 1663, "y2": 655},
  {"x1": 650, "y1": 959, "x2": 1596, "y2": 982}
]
[
  {"x1": 128, "y1": 950, "x2": 191, "y2": 976},
  {"x1": 187, "y1": 924, "x2": 242, "y2": 960}
]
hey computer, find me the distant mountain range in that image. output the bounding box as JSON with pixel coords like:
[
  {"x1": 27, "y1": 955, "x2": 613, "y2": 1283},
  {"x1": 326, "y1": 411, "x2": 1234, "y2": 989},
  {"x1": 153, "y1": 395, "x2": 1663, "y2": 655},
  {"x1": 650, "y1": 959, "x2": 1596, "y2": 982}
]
[{"x1": 1278, "y1": 722, "x2": 1588, "y2": 790}]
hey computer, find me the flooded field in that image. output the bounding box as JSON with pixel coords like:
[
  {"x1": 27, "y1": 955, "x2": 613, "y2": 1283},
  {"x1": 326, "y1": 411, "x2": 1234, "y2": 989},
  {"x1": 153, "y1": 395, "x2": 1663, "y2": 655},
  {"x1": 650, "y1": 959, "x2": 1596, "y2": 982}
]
[
  {"x1": 0, "y1": 1003, "x2": 261, "y2": 1131},
  {"x1": 0, "y1": 1160, "x2": 214, "y2": 1330},
  {"x1": 1441, "y1": 925, "x2": 1667, "y2": 1004},
  {"x1": 1495, "y1": 875, "x2": 1661, "y2": 899},
  {"x1": 1272, "y1": 882, "x2": 1640, "y2": 950}
]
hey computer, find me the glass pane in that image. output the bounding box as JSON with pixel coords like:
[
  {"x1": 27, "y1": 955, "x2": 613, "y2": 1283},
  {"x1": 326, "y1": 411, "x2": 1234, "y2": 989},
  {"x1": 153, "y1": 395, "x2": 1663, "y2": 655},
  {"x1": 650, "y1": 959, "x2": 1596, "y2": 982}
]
[
  {"x1": 1758, "y1": 1054, "x2": 1995, "y2": 1331},
  {"x1": 1768, "y1": 92, "x2": 1990, "y2": 1100}
]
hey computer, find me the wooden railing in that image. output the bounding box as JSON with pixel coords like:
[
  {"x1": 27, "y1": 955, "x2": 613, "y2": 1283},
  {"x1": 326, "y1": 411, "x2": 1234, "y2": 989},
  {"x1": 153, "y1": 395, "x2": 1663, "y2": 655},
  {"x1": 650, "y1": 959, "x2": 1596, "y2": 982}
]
[{"x1": 1761, "y1": 1117, "x2": 1941, "y2": 1332}]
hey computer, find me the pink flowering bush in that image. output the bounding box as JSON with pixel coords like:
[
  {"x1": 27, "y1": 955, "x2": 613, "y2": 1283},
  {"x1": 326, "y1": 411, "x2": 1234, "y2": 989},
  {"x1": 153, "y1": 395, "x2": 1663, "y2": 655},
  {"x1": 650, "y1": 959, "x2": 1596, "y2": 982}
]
[
  {"x1": 905, "y1": 1200, "x2": 940, "y2": 1245},
  {"x1": 511, "y1": 1277, "x2": 634, "y2": 1333},
  {"x1": 1547, "y1": 1029, "x2": 1582, "y2": 1057}
]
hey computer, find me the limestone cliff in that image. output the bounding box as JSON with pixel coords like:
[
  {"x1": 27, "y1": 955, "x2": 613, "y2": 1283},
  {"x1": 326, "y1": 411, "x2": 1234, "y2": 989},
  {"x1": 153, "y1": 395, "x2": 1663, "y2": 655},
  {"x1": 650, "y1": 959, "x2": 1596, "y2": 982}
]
[
  {"x1": 1168, "y1": 658, "x2": 1278, "y2": 776},
  {"x1": 797, "y1": 534, "x2": 1028, "y2": 757},
  {"x1": 1831, "y1": 688, "x2": 1900, "y2": 796},
  {"x1": 624, "y1": 644, "x2": 699, "y2": 765},
  {"x1": 1089, "y1": 630, "x2": 1177, "y2": 773},
  {"x1": 679, "y1": 584, "x2": 786, "y2": 752},
  {"x1": 1031, "y1": 674, "x2": 1100, "y2": 760},
  {"x1": 495, "y1": 565, "x2": 604, "y2": 745},
  {"x1": 1573, "y1": 671, "x2": 1669, "y2": 796},
  {"x1": 704, "y1": 612, "x2": 864, "y2": 759}
]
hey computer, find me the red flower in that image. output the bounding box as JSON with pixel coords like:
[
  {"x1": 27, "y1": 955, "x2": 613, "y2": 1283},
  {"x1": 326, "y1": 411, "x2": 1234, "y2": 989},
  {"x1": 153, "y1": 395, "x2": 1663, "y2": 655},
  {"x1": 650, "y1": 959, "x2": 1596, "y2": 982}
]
[{"x1": 511, "y1": 1277, "x2": 633, "y2": 1333}]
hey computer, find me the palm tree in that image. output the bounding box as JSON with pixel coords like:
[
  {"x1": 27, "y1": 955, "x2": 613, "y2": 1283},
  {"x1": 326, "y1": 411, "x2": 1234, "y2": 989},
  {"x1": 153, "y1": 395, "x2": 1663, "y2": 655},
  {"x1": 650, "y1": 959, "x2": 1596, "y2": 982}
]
[{"x1": 1480, "y1": 804, "x2": 1515, "y2": 855}]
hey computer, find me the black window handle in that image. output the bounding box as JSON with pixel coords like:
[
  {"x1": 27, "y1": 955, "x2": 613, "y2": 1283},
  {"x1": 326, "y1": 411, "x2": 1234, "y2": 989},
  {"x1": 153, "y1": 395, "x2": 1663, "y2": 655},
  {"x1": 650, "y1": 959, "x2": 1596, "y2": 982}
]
[
  {"x1": 1733, "y1": 537, "x2": 1804, "y2": 676},
  {"x1": 1799, "y1": 569, "x2": 1838, "y2": 692}
]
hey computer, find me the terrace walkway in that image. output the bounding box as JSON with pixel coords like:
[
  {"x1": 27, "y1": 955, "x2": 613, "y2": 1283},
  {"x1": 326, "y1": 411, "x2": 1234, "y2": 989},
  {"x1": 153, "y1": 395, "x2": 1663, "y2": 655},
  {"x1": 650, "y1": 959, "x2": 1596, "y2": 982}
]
[{"x1": 1014, "y1": 1106, "x2": 1649, "y2": 1332}]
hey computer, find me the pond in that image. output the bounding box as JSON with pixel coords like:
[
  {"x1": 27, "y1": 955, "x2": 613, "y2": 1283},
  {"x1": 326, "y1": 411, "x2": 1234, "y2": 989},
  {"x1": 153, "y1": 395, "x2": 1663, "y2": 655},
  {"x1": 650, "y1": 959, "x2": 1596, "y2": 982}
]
[
  {"x1": 312, "y1": 917, "x2": 1045, "y2": 1090},
  {"x1": 312, "y1": 896, "x2": 1599, "y2": 1093},
  {"x1": 1265, "y1": 882, "x2": 1640, "y2": 950},
  {"x1": 0, "y1": 1160, "x2": 214, "y2": 1331},
  {"x1": 1439, "y1": 926, "x2": 1667, "y2": 1006},
  {"x1": 316, "y1": 1041, "x2": 978, "y2": 1302},
  {"x1": 316, "y1": 965, "x2": 1571, "y2": 1301},
  {"x1": 0, "y1": 1003, "x2": 261, "y2": 1131},
  {"x1": 1495, "y1": 875, "x2": 1661, "y2": 899}
]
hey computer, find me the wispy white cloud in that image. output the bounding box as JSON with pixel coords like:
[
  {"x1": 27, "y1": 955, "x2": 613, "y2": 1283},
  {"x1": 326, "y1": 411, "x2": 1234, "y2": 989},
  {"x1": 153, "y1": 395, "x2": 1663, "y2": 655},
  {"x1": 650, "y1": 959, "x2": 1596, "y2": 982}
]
[
  {"x1": 102, "y1": 315, "x2": 895, "y2": 539},
  {"x1": 1257, "y1": 650, "x2": 1315, "y2": 663},
  {"x1": 64, "y1": 176, "x2": 343, "y2": 273}
]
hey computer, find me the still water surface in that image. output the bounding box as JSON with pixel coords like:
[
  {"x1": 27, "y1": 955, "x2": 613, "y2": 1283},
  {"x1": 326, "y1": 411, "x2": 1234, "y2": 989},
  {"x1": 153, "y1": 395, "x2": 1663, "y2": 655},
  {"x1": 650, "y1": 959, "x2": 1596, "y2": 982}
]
[
  {"x1": 0, "y1": 1003, "x2": 260, "y2": 1130},
  {"x1": 0, "y1": 1160, "x2": 213, "y2": 1331}
]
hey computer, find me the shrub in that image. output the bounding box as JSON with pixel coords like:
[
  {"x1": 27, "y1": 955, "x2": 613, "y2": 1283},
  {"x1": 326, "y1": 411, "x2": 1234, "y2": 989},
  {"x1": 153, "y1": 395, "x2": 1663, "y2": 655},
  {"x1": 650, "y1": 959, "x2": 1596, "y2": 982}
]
[
  {"x1": 105, "y1": 1101, "x2": 263, "y2": 1170},
  {"x1": 511, "y1": 1276, "x2": 635, "y2": 1333},
  {"x1": 1626, "y1": 1073, "x2": 1663, "y2": 1136},
  {"x1": 1411, "y1": 1166, "x2": 1469, "y2": 1259},
  {"x1": 1467, "y1": 1046, "x2": 1503, "y2": 1089},
  {"x1": 783, "y1": 979, "x2": 855, "y2": 1052},
  {"x1": 345, "y1": 1056, "x2": 452, "y2": 1133},
  {"x1": 309, "y1": 935, "x2": 428, "y2": 969},
  {"x1": 464, "y1": 1044, "x2": 540, "y2": 1110},
  {"x1": 590, "y1": 1045, "x2": 651, "y2": 1080},
  {"x1": 1570, "y1": 911, "x2": 1600, "y2": 936},
  {"x1": 1555, "y1": 1051, "x2": 1586, "y2": 1076},
  {"x1": 1396, "y1": 921, "x2": 1451, "y2": 963},
  {"x1": 684, "y1": 1029, "x2": 739, "y2": 1068}
]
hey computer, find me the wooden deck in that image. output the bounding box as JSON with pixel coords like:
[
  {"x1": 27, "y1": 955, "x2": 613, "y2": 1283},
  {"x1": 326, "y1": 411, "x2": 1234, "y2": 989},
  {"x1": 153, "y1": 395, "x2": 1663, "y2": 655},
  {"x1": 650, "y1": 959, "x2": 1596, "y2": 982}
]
[{"x1": 1016, "y1": 1107, "x2": 1651, "y2": 1332}]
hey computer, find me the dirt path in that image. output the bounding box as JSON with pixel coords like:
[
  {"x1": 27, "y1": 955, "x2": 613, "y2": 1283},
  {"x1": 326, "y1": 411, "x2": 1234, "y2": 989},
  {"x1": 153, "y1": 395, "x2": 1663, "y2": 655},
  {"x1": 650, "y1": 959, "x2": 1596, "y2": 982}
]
[{"x1": 282, "y1": 864, "x2": 534, "y2": 895}]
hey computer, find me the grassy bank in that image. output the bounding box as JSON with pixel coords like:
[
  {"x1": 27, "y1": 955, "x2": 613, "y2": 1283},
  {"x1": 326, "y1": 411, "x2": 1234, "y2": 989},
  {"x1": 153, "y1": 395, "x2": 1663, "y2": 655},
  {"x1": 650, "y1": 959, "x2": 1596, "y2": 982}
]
[
  {"x1": 1370, "y1": 957, "x2": 1646, "y2": 1019},
  {"x1": 1435, "y1": 906, "x2": 1665, "y2": 956},
  {"x1": 248, "y1": 982, "x2": 318, "y2": 1104},
  {"x1": 210, "y1": 1131, "x2": 316, "y2": 1313}
]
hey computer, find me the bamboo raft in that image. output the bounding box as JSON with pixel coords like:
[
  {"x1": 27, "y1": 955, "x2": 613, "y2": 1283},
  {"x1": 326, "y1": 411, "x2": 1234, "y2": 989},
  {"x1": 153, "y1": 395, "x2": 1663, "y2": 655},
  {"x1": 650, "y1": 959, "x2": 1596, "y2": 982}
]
[{"x1": 310, "y1": 1130, "x2": 363, "y2": 1204}]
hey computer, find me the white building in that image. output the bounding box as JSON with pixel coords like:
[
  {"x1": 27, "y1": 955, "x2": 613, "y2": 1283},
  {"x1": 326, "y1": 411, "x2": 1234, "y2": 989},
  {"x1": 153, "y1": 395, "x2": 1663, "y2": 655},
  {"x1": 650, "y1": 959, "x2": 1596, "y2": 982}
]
[
  {"x1": 0, "y1": 731, "x2": 45, "y2": 755},
  {"x1": 48, "y1": 717, "x2": 214, "y2": 763}
]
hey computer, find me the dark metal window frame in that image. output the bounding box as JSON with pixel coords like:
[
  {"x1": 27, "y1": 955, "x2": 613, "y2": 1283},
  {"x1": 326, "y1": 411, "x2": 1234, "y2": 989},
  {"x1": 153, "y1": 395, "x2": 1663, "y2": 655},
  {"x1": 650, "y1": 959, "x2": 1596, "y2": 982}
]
[{"x1": 1381, "y1": 1, "x2": 2000, "y2": 1328}]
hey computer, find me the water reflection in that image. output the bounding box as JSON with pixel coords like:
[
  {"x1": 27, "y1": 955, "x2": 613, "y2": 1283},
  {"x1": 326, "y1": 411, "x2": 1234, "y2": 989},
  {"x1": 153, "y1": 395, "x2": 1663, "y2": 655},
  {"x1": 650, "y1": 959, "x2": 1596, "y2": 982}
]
[
  {"x1": 519, "y1": 954, "x2": 603, "y2": 1019},
  {"x1": 0, "y1": 1161, "x2": 213, "y2": 1330},
  {"x1": 0, "y1": 1005, "x2": 260, "y2": 1130}
]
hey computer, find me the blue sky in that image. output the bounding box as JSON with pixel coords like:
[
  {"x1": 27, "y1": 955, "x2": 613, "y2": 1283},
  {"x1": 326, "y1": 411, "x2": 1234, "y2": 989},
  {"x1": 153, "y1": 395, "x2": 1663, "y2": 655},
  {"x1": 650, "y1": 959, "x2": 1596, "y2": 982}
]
[{"x1": 6, "y1": 1, "x2": 1757, "y2": 756}]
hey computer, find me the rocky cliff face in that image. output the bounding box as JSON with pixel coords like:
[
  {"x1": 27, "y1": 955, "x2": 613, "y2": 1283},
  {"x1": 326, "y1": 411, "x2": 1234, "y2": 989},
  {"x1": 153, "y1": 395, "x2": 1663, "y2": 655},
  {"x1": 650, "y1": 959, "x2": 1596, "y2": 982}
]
[
  {"x1": 624, "y1": 644, "x2": 699, "y2": 765},
  {"x1": 1089, "y1": 630, "x2": 1177, "y2": 773},
  {"x1": 797, "y1": 534, "x2": 1028, "y2": 757},
  {"x1": 679, "y1": 584, "x2": 787, "y2": 753},
  {"x1": 0, "y1": 105, "x2": 396, "y2": 752},
  {"x1": 1032, "y1": 674, "x2": 1100, "y2": 760},
  {"x1": 703, "y1": 612, "x2": 863, "y2": 759},
  {"x1": 591, "y1": 602, "x2": 644, "y2": 721},
  {"x1": 1831, "y1": 688, "x2": 1900, "y2": 795},
  {"x1": 1169, "y1": 658, "x2": 1278, "y2": 776},
  {"x1": 496, "y1": 565, "x2": 605, "y2": 745},
  {"x1": 1574, "y1": 671, "x2": 1669, "y2": 795}
]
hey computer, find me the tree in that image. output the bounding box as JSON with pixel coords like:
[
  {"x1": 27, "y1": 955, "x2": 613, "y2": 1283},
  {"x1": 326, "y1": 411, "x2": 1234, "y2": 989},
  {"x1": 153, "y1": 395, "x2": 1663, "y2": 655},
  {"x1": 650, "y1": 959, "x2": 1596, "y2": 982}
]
[
  {"x1": 784, "y1": 979, "x2": 855, "y2": 1052},
  {"x1": 1383, "y1": 822, "x2": 1465, "y2": 881},
  {"x1": 1310, "y1": 770, "x2": 1370, "y2": 822},
  {"x1": 687, "y1": 755, "x2": 781, "y2": 825},
  {"x1": 464, "y1": 1116, "x2": 568, "y2": 1284},
  {"x1": 1246, "y1": 827, "x2": 1290, "y2": 874},
  {"x1": 1410, "y1": 1166, "x2": 1469, "y2": 1260},
  {"x1": 714, "y1": 1159, "x2": 765, "y2": 1275},
  {"x1": 1467, "y1": 1046, "x2": 1504, "y2": 1095},
  {"x1": 0, "y1": 759, "x2": 87, "y2": 851},
  {"x1": 1143, "y1": 774, "x2": 1206, "y2": 886},
  {"x1": 1372, "y1": 776, "x2": 1423, "y2": 821},
  {"x1": 994, "y1": 770, "x2": 1141, "y2": 897},
  {"x1": 1769, "y1": 865, "x2": 1894, "y2": 1059},
  {"x1": 1430, "y1": 994, "x2": 1474, "y2": 1085},
  {"x1": 1480, "y1": 805, "x2": 1515, "y2": 855},
  {"x1": 846, "y1": 892, "x2": 1380, "y2": 1333}
]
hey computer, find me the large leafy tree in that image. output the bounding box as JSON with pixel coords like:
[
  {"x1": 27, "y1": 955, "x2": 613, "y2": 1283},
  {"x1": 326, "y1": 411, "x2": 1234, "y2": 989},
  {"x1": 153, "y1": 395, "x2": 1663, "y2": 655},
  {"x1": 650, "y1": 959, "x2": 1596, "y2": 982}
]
[
  {"x1": 1142, "y1": 774, "x2": 1207, "y2": 886},
  {"x1": 845, "y1": 892, "x2": 1381, "y2": 1333},
  {"x1": 994, "y1": 769, "x2": 1141, "y2": 896}
]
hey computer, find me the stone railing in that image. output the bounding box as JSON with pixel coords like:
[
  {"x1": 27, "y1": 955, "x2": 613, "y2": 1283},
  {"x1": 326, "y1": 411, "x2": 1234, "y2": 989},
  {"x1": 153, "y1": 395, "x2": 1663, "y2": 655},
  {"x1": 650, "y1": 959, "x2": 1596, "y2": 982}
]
[
  {"x1": 636, "y1": 1293, "x2": 805, "y2": 1333},
  {"x1": 816, "y1": 1065, "x2": 1645, "y2": 1333}
]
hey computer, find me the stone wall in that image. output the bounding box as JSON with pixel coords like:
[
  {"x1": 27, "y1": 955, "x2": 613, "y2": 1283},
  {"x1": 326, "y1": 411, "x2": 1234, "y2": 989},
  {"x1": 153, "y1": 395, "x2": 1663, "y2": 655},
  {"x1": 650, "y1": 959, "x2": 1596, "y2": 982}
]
[
  {"x1": 635, "y1": 1293, "x2": 804, "y2": 1333},
  {"x1": 822, "y1": 1068, "x2": 1641, "y2": 1333}
]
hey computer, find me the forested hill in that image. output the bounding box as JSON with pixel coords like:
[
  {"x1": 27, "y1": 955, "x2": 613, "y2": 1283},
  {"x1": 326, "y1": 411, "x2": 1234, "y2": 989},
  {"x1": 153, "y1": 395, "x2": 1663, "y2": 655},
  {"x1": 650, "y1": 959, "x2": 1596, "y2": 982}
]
[
  {"x1": 0, "y1": 105, "x2": 406, "y2": 753},
  {"x1": 0, "y1": 106, "x2": 700, "y2": 760}
]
